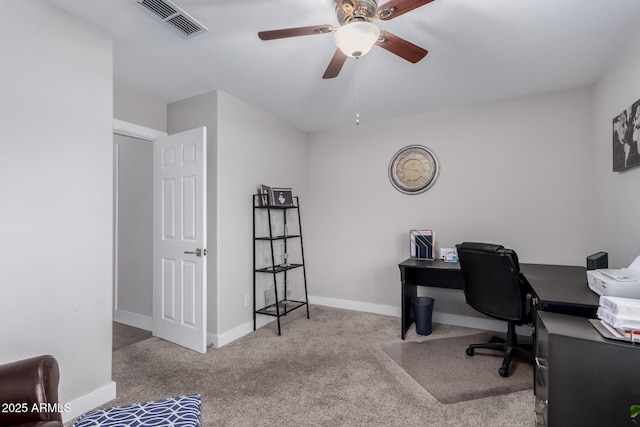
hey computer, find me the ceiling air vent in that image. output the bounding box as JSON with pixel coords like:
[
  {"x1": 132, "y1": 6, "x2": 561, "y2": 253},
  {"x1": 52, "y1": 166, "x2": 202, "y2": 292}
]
[{"x1": 136, "y1": 0, "x2": 208, "y2": 39}]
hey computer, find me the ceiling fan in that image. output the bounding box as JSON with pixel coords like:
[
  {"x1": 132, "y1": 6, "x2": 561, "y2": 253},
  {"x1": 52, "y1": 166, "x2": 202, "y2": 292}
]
[{"x1": 258, "y1": 0, "x2": 436, "y2": 79}]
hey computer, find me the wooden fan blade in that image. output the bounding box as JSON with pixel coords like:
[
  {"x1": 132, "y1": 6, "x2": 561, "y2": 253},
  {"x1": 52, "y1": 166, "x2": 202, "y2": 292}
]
[
  {"x1": 258, "y1": 25, "x2": 334, "y2": 41},
  {"x1": 322, "y1": 49, "x2": 348, "y2": 79},
  {"x1": 377, "y1": 0, "x2": 436, "y2": 21},
  {"x1": 376, "y1": 30, "x2": 428, "y2": 63}
]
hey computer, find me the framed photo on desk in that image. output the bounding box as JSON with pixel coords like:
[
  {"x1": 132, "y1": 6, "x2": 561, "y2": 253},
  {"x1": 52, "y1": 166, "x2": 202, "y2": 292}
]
[{"x1": 410, "y1": 230, "x2": 435, "y2": 260}]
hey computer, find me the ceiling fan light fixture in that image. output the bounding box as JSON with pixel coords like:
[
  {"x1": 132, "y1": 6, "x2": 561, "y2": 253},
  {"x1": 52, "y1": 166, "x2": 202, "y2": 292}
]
[
  {"x1": 378, "y1": 7, "x2": 395, "y2": 20},
  {"x1": 333, "y1": 21, "x2": 380, "y2": 58}
]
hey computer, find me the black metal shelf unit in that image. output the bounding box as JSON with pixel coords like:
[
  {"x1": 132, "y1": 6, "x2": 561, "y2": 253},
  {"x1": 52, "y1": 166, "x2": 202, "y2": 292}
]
[{"x1": 253, "y1": 194, "x2": 309, "y2": 335}]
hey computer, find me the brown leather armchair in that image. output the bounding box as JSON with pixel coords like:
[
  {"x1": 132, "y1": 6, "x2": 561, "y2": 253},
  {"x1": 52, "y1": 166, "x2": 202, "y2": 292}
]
[{"x1": 0, "y1": 355, "x2": 63, "y2": 427}]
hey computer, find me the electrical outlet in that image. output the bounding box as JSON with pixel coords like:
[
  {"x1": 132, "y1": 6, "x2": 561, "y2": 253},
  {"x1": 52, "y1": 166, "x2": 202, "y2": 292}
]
[
  {"x1": 244, "y1": 294, "x2": 251, "y2": 307},
  {"x1": 439, "y1": 247, "x2": 457, "y2": 260}
]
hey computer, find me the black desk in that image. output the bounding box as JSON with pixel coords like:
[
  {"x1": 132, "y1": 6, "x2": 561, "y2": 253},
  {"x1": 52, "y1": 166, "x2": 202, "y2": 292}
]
[
  {"x1": 398, "y1": 258, "x2": 599, "y2": 339},
  {"x1": 535, "y1": 311, "x2": 640, "y2": 426}
]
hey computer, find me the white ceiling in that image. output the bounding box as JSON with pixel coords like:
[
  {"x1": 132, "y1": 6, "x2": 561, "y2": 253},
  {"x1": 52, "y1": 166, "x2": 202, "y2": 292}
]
[{"x1": 45, "y1": 0, "x2": 640, "y2": 133}]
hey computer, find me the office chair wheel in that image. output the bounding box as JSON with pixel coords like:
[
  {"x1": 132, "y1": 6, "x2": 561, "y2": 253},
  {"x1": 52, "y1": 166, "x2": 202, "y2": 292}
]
[
  {"x1": 499, "y1": 366, "x2": 509, "y2": 377},
  {"x1": 466, "y1": 347, "x2": 474, "y2": 356}
]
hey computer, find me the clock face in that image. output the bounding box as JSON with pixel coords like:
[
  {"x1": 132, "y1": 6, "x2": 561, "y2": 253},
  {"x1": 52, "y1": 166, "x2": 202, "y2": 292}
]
[{"x1": 388, "y1": 145, "x2": 439, "y2": 194}]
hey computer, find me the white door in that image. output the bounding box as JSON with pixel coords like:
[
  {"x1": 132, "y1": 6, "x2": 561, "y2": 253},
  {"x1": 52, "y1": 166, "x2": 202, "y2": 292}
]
[{"x1": 153, "y1": 127, "x2": 207, "y2": 353}]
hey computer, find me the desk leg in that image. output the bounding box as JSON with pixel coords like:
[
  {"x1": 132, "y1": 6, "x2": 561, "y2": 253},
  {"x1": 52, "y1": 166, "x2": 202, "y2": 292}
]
[{"x1": 402, "y1": 280, "x2": 417, "y2": 340}]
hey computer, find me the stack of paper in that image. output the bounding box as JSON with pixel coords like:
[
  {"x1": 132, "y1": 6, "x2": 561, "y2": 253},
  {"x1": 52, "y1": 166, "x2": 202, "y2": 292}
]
[
  {"x1": 597, "y1": 295, "x2": 640, "y2": 340},
  {"x1": 629, "y1": 255, "x2": 640, "y2": 273}
]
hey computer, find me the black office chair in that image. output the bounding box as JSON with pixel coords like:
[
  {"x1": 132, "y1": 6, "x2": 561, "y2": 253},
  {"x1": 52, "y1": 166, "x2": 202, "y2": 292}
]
[{"x1": 455, "y1": 242, "x2": 534, "y2": 377}]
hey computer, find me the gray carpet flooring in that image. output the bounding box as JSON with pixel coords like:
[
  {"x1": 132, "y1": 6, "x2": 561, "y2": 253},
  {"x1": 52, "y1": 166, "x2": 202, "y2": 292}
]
[{"x1": 87, "y1": 305, "x2": 535, "y2": 426}]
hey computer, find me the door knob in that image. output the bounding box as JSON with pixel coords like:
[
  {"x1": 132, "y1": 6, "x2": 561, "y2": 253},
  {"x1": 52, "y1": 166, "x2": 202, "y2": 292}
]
[{"x1": 185, "y1": 248, "x2": 202, "y2": 257}]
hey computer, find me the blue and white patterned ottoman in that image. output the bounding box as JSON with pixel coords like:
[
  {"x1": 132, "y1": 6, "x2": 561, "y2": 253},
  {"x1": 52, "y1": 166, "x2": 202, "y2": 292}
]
[{"x1": 73, "y1": 394, "x2": 201, "y2": 427}]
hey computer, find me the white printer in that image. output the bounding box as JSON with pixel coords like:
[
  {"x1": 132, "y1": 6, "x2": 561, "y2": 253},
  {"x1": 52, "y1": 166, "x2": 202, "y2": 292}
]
[
  {"x1": 587, "y1": 255, "x2": 640, "y2": 298},
  {"x1": 587, "y1": 269, "x2": 640, "y2": 298}
]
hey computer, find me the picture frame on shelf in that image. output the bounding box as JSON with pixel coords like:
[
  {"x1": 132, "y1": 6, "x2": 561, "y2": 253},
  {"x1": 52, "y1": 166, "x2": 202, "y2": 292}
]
[
  {"x1": 270, "y1": 187, "x2": 295, "y2": 207},
  {"x1": 258, "y1": 184, "x2": 271, "y2": 206}
]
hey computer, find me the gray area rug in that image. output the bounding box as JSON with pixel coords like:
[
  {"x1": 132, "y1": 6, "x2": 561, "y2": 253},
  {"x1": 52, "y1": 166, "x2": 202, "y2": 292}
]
[
  {"x1": 69, "y1": 306, "x2": 535, "y2": 426},
  {"x1": 382, "y1": 333, "x2": 534, "y2": 404}
]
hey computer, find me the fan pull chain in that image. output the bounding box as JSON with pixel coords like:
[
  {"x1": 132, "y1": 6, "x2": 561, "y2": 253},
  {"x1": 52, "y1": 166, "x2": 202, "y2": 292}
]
[{"x1": 355, "y1": 57, "x2": 360, "y2": 126}]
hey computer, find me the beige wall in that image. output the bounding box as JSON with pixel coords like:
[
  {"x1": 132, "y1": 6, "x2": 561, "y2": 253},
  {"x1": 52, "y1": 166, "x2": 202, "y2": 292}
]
[
  {"x1": 168, "y1": 91, "x2": 308, "y2": 345},
  {"x1": 216, "y1": 91, "x2": 308, "y2": 339},
  {"x1": 0, "y1": 0, "x2": 115, "y2": 419},
  {"x1": 593, "y1": 32, "x2": 640, "y2": 268},
  {"x1": 111, "y1": 32, "x2": 640, "y2": 341},
  {"x1": 114, "y1": 87, "x2": 167, "y2": 132},
  {"x1": 306, "y1": 88, "x2": 597, "y2": 323}
]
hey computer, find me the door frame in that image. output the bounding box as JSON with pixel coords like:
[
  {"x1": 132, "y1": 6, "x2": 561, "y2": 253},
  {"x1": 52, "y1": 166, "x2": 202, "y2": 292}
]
[
  {"x1": 113, "y1": 119, "x2": 167, "y2": 141},
  {"x1": 112, "y1": 119, "x2": 167, "y2": 325}
]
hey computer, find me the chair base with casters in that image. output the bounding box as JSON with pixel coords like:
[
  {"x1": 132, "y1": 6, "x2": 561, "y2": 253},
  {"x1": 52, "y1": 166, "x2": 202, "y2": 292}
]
[{"x1": 465, "y1": 322, "x2": 533, "y2": 377}]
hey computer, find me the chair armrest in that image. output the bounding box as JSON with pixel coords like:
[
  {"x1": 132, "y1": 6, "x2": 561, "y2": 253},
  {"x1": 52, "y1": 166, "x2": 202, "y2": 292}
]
[{"x1": 0, "y1": 355, "x2": 62, "y2": 427}]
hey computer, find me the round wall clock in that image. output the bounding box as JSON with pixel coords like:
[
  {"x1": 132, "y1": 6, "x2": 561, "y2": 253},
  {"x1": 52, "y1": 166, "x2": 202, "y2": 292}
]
[{"x1": 388, "y1": 145, "x2": 439, "y2": 194}]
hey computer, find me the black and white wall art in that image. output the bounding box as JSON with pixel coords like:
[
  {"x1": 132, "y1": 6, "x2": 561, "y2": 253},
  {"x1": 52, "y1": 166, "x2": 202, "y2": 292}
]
[{"x1": 613, "y1": 98, "x2": 640, "y2": 172}]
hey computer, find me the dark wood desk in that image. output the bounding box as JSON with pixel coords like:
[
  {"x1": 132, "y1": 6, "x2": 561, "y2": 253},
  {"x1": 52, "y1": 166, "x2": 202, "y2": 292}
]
[
  {"x1": 398, "y1": 258, "x2": 599, "y2": 339},
  {"x1": 535, "y1": 311, "x2": 640, "y2": 426}
]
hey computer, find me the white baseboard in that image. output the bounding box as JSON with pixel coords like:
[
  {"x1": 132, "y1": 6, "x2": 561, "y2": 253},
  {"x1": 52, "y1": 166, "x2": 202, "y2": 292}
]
[
  {"x1": 308, "y1": 296, "x2": 531, "y2": 337},
  {"x1": 308, "y1": 296, "x2": 401, "y2": 317},
  {"x1": 210, "y1": 316, "x2": 275, "y2": 348},
  {"x1": 114, "y1": 309, "x2": 152, "y2": 331},
  {"x1": 62, "y1": 381, "x2": 116, "y2": 423},
  {"x1": 113, "y1": 308, "x2": 275, "y2": 349},
  {"x1": 212, "y1": 297, "x2": 397, "y2": 348},
  {"x1": 198, "y1": 295, "x2": 531, "y2": 350}
]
